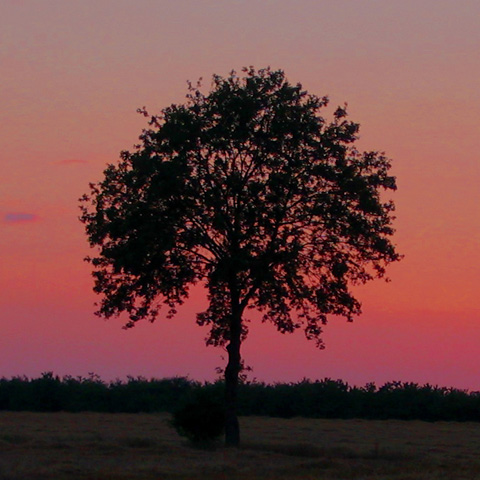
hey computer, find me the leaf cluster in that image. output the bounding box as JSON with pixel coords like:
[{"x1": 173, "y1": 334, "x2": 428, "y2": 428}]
[{"x1": 80, "y1": 67, "x2": 401, "y2": 346}]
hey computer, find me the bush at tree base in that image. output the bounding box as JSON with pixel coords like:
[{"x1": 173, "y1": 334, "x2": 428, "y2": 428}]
[{"x1": 171, "y1": 393, "x2": 225, "y2": 444}]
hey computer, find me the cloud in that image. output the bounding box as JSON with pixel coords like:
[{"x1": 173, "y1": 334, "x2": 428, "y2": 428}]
[
  {"x1": 4, "y1": 213, "x2": 38, "y2": 224},
  {"x1": 54, "y1": 159, "x2": 88, "y2": 166}
]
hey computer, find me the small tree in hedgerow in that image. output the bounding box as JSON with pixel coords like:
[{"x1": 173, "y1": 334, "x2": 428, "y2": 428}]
[{"x1": 80, "y1": 67, "x2": 401, "y2": 446}]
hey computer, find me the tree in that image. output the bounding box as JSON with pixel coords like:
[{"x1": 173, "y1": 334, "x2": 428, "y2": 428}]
[{"x1": 80, "y1": 67, "x2": 401, "y2": 446}]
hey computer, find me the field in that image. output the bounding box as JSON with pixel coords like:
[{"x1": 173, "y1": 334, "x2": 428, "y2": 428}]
[{"x1": 1, "y1": 412, "x2": 480, "y2": 479}]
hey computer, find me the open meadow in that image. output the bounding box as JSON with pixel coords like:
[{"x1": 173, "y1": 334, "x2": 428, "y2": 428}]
[{"x1": 1, "y1": 412, "x2": 480, "y2": 479}]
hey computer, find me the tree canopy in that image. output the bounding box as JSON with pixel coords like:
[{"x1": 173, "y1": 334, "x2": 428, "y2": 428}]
[{"x1": 80, "y1": 67, "x2": 401, "y2": 445}]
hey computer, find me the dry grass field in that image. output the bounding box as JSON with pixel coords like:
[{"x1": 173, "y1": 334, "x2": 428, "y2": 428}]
[{"x1": 1, "y1": 411, "x2": 480, "y2": 479}]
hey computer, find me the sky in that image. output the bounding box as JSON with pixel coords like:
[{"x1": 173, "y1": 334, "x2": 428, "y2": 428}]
[{"x1": 1, "y1": 0, "x2": 480, "y2": 389}]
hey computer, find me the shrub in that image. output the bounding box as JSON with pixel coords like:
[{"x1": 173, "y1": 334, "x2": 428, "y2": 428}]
[{"x1": 171, "y1": 393, "x2": 225, "y2": 445}]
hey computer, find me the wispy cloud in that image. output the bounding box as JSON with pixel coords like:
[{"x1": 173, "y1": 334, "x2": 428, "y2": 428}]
[
  {"x1": 54, "y1": 159, "x2": 88, "y2": 166},
  {"x1": 3, "y1": 213, "x2": 38, "y2": 224}
]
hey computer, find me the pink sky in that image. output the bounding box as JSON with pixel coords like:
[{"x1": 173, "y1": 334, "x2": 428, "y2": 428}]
[{"x1": 1, "y1": 1, "x2": 480, "y2": 389}]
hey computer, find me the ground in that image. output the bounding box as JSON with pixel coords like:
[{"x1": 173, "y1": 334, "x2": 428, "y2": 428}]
[{"x1": 1, "y1": 412, "x2": 480, "y2": 479}]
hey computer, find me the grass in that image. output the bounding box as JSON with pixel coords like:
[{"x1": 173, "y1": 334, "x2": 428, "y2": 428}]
[{"x1": 1, "y1": 412, "x2": 480, "y2": 479}]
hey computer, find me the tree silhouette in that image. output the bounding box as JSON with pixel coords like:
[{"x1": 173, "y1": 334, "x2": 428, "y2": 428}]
[{"x1": 80, "y1": 67, "x2": 401, "y2": 446}]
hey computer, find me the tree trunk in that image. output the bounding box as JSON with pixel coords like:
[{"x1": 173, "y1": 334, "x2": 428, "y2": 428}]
[{"x1": 224, "y1": 306, "x2": 242, "y2": 446}]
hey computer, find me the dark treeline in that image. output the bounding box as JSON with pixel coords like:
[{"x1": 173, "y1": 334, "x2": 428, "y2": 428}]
[{"x1": 1, "y1": 373, "x2": 479, "y2": 422}]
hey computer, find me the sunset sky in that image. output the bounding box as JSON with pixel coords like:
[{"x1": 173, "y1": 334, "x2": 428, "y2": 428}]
[{"x1": 2, "y1": 0, "x2": 480, "y2": 389}]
